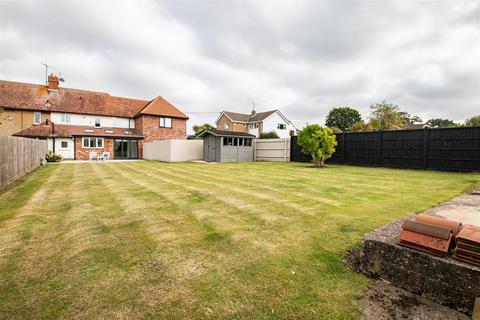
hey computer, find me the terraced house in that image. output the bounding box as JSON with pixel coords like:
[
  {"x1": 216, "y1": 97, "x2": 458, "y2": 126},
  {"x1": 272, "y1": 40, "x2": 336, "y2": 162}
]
[{"x1": 0, "y1": 75, "x2": 188, "y2": 160}]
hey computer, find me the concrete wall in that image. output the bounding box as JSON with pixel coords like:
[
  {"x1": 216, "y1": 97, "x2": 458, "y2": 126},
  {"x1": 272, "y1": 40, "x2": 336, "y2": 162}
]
[
  {"x1": 254, "y1": 138, "x2": 290, "y2": 162},
  {"x1": 144, "y1": 139, "x2": 203, "y2": 162}
]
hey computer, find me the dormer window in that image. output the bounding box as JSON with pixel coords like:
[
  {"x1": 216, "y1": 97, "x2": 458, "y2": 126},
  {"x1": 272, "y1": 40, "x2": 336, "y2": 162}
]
[{"x1": 94, "y1": 118, "x2": 101, "y2": 128}]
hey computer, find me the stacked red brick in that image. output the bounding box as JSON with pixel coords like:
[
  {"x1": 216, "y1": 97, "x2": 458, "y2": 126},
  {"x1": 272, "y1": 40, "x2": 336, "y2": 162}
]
[
  {"x1": 453, "y1": 225, "x2": 480, "y2": 267},
  {"x1": 398, "y1": 214, "x2": 461, "y2": 257}
]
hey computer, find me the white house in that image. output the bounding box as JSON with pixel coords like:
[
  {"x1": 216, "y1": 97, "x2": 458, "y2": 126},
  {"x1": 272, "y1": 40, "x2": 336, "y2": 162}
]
[{"x1": 215, "y1": 109, "x2": 296, "y2": 138}]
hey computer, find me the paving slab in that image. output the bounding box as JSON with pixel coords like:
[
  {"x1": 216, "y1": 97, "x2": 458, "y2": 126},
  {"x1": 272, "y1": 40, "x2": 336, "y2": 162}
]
[{"x1": 423, "y1": 190, "x2": 480, "y2": 227}]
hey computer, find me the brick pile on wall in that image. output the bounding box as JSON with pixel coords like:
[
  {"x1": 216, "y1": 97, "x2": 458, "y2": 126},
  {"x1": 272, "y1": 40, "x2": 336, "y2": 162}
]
[{"x1": 345, "y1": 217, "x2": 480, "y2": 316}]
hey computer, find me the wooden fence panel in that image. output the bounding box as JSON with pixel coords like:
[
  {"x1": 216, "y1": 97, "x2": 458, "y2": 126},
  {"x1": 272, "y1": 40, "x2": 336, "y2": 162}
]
[
  {"x1": 0, "y1": 136, "x2": 47, "y2": 189},
  {"x1": 291, "y1": 127, "x2": 480, "y2": 172}
]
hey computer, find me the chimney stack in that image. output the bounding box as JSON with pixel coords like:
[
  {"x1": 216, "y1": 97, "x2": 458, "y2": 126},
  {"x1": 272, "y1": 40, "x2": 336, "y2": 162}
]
[{"x1": 48, "y1": 74, "x2": 59, "y2": 91}]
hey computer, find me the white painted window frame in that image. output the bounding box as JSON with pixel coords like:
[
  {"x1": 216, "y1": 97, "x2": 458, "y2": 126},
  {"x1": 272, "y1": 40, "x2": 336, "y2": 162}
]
[
  {"x1": 159, "y1": 117, "x2": 172, "y2": 128},
  {"x1": 82, "y1": 137, "x2": 104, "y2": 148},
  {"x1": 34, "y1": 111, "x2": 41, "y2": 124}
]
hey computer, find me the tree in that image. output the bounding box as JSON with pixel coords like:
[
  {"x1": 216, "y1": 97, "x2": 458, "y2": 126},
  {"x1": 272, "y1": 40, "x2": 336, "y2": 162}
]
[
  {"x1": 192, "y1": 123, "x2": 214, "y2": 136},
  {"x1": 349, "y1": 121, "x2": 375, "y2": 132},
  {"x1": 297, "y1": 124, "x2": 337, "y2": 168},
  {"x1": 369, "y1": 101, "x2": 408, "y2": 130},
  {"x1": 259, "y1": 131, "x2": 279, "y2": 139},
  {"x1": 465, "y1": 115, "x2": 480, "y2": 127},
  {"x1": 426, "y1": 118, "x2": 457, "y2": 128},
  {"x1": 325, "y1": 107, "x2": 362, "y2": 132},
  {"x1": 399, "y1": 112, "x2": 422, "y2": 125}
]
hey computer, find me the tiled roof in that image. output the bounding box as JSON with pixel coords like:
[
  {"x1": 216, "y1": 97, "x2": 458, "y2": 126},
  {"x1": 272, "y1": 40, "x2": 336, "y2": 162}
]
[
  {"x1": 223, "y1": 110, "x2": 278, "y2": 122},
  {"x1": 196, "y1": 128, "x2": 256, "y2": 138},
  {"x1": 13, "y1": 122, "x2": 143, "y2": 139},
  {"x1": 0, "y1": 80, "x2": 187, "y2": 119},
  {"x1": 138, "y1": 96, "x2": 189, "y2": 119}
]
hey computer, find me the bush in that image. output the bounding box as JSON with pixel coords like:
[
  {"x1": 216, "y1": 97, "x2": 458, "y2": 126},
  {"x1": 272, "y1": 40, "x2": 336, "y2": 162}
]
[
  {"x1": 45, "y1": 151, "x2": 63, "y2": 162},
  {"x1": 259, "y1": 131, "x2": 279, "y2": 139},
  {"x1": 297, "y1": 125, "x2": 337, "y2": 168}
]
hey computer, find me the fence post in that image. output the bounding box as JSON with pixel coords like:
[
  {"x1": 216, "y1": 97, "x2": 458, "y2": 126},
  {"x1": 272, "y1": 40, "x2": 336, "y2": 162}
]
[
  {"x1": 423, "y1": 128, "x2": 429, "y2": 169},
  {"x1": 342, "y1": 132, "x2": 346, "y2": 164},
  {"x1": 378, "y1": 130, "x2": 383, "y2": 166}
]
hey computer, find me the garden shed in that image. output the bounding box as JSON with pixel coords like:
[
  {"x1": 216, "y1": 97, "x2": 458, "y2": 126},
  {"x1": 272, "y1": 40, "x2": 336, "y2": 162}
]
[{"x1": 196, "y1": 129, "x2": 255, "y2": 162}]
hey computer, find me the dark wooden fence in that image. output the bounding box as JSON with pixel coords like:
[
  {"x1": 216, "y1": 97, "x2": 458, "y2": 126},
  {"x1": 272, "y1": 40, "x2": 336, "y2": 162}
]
[{"x1": 290, "y1": 126, "x2": 480, "y2": 172}]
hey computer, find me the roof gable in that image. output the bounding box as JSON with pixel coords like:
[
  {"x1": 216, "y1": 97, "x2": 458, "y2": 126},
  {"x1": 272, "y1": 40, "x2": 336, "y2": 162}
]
[
  {"x1": 215, "y1": 109, "x2": 285, "y2": 124},
  {"x1": 138, "y1": 96, "x2": 189, "y2": 119}
]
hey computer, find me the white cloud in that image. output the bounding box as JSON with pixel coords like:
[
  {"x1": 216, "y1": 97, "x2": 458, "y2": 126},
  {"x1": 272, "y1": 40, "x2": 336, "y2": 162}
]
[{"x1": 0, "y1": 0, "x2": 478, "y2": 131}]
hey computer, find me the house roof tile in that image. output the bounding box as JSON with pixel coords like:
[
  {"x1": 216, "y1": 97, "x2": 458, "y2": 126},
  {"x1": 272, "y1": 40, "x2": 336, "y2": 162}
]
[
  {"x1": 223, "y1": 110, "x2": 278, "y2": 122},
  {"x1": 0, "y1": 80, "x2": 186, "y2": 119},
  {"x1": 13, "y1": 122, "x2": 143, "y2": 139},
  {"x1": 138, "y1": 96, "x2": 188, "y2": 119},
  {"x1": 196, "y1": 128, "x2": 256, "y2": 138}
]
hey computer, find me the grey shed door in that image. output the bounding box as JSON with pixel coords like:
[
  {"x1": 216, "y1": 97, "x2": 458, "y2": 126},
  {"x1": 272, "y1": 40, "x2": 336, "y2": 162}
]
[{"x1": 207, "y1": 135, "x2": 217, "y2": 161}]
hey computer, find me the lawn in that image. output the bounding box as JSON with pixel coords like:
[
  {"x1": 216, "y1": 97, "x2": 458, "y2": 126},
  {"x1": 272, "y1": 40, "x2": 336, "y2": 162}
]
[{"x1": 0, "y1": 161, "x2": 478, "y2": 319}]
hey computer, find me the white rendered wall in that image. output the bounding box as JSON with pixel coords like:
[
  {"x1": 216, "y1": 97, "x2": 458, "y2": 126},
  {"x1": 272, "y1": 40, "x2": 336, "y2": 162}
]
[{"x1": 50, "y1": 112, "x2": 133, "y2": 128}]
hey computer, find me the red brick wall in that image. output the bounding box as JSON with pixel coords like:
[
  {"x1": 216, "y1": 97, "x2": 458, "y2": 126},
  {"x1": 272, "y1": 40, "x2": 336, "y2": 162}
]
[
  {"x1": 135, "y1": 115, "x2": 187, "y2": 143},
  {"x1": 216, "y1": 114, "x2": 248, "y2": 132},
  {"x1": 74, "y1": 137, "x2": 114, "y2": 160}
]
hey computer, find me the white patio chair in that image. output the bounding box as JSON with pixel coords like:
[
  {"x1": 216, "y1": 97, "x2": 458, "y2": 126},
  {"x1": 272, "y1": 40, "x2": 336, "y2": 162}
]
[
  {"x1": 89, "y1": 152, "x2": 98, "y2": 161},
  {"x1": 102, "y1": 152, "x2": 110, "y2": 161}
]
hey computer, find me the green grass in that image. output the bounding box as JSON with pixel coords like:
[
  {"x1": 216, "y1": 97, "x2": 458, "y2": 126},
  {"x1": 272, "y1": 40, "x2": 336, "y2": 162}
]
[{"x1": 0, "y1": 161, "x2": 478, "y2": 319}]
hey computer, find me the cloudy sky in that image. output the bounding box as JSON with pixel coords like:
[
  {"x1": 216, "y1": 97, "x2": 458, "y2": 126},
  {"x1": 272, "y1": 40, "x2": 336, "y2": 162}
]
[{"x1": 0, "y1": 0, "x2": 479, "y2": 131}]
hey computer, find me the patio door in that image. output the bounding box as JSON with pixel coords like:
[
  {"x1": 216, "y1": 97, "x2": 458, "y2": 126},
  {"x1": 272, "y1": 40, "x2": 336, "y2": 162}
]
[{"x1": 114, "y1": 139, "x2": 138, "y2": 159}]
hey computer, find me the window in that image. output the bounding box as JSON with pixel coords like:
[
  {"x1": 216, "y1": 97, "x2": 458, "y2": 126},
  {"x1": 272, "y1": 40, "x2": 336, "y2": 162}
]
[
  {"x1": 61, "y1": 113, "x2": 71, "y2": 123},
  {"x1": 239, "y1": 138, "x2": 244, "y2": 146},
  {"x1": 233, "y1": 138, "x2": 238, "y2": 146},
  {"x1": 60, "y1": 141, "x2": 68, "y2": 149},
  {"x1": 245, "y1": 138, "x2": 252, "y2": 147},
  {"x1": 277, "y1": 124, "x2": 287, "y2": 130},
  {"x1": 224, "y1": 137, "x2": 233, "y2": 146},
  {"x1": 112, "y1": 117, "x2": 119, "y2": 127},
  {"x1": 160, "y1": 117, "x2": 172, "y2": 128},
  {"x1": 224, "y1": 123, "x2": 229, "y2": 129},
  {"x1": 242, "y1": 124, "x2": 246, "y2": 127},
  {"x1": 34, "y1": 112, "x2": 41, "y2": 124},
  {"x1": 82, "y1": 137, "x2": 104, "y2": 148},
  {"x1": 94, "y1": 118, "x2": 101, "y2": 128}
]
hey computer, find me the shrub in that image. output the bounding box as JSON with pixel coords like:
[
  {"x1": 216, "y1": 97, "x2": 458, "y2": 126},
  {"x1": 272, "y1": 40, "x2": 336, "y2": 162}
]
[
  {"x1": 45, "y1": 151, "x2": 63, "y2": 162},
  {"x1": 297, "y1": 125, "x2": 337, "y2": 168},
  {"x1": 259, "y1": 131, "x2": 279, "y2": 139}
]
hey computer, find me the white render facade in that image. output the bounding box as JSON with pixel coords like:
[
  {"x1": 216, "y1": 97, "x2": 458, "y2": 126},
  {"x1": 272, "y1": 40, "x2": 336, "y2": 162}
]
[
  {"x1": 50, "y1": 112, "x2": 135, "y2": 129},
  {"x1": 256, "y1": 111, "x2": 295, "y2": 139}
]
